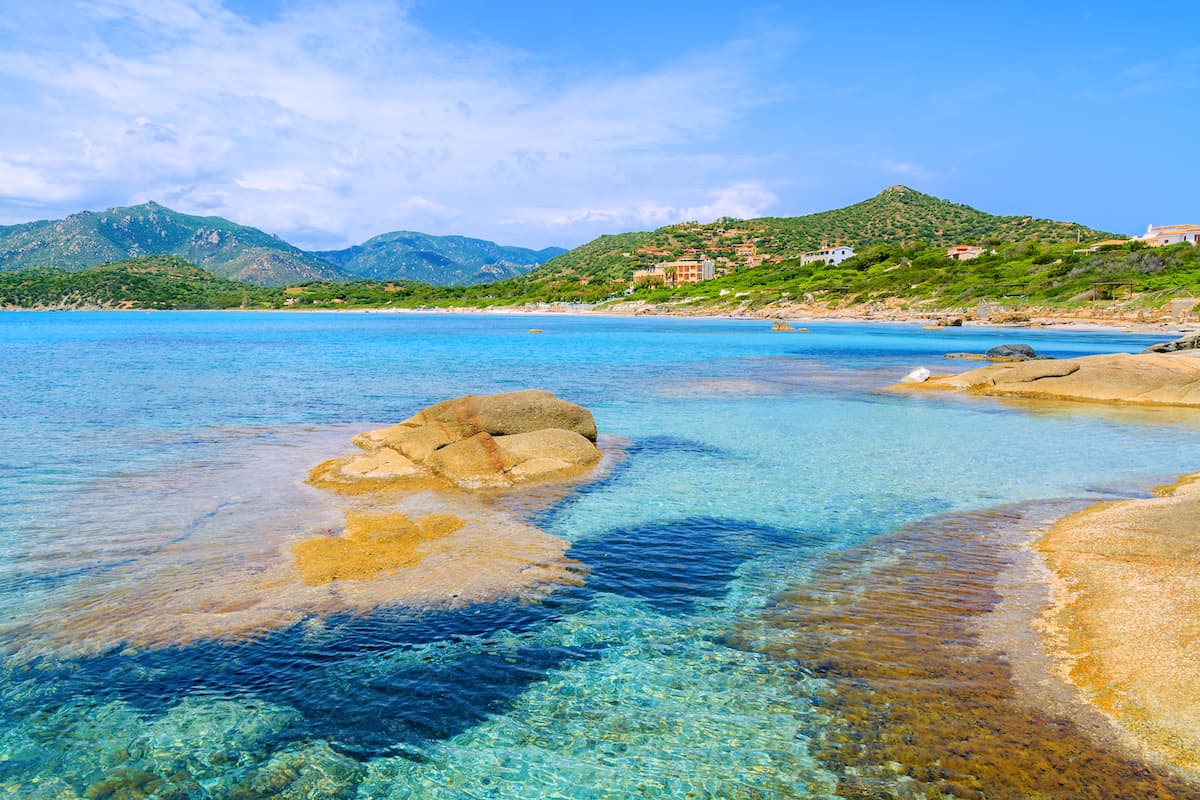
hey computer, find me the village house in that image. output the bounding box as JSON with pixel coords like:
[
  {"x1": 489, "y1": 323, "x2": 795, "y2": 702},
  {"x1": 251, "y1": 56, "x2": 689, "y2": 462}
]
[
  {"x1": 946, "y1": 245, "x2": 984, "y2": 261},
  {"x1": 1135, "y1": 224, "x2": 1200, "y2": 247},
  {"x1": 800, "y1": 245, "x2": 855, "y2": 266}
]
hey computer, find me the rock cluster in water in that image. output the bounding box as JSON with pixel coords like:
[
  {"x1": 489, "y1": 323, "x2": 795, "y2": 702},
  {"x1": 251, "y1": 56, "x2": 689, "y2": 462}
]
[
  {"x1": 895, "y1": 350, "x2": 1200, "y2": 407},
  {"x1": 309, "y1": 389, "x2": 601, "y2": 491},
  {"x1": 944, "y1": 343, "x2": 1047, "y2": 362},
  {"x1": 291, "y1": 390, "x2": 603, "y2": 589},
  {"x1": 1142, "y1": 331, "x2": 1200, "y2": 353}
]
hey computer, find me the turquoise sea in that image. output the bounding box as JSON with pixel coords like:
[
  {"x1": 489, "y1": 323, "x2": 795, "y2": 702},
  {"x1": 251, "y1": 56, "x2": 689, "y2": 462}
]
[{"x1": 2, "y1": 311, "x2": 1199, "y2": 799}]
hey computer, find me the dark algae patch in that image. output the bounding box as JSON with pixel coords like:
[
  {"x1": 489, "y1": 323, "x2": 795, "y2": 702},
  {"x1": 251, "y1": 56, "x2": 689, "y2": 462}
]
[{"x1": 736, "y1": 503, "x2": 1200, "y2": 799}]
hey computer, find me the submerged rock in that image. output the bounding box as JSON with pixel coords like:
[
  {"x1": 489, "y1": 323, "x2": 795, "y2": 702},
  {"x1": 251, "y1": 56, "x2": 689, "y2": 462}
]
[
  {"x1": 292, "y1": 511, "x2": 465, "y2": 585},
  {"x1": 314, "y1": 390, "x2": 602, "y2": 491}
]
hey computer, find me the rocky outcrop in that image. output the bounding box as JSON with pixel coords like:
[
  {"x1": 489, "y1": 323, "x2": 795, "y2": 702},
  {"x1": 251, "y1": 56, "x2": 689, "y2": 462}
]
[
  {"x1": 1143, "y1": 332, "x2": 1200, "y2": 353},
  {"x1": 1038, "y1": 473, "x2": 1200, "y2": 773},
  {"x1": 983, "y1": 343, "x2": 1043, "y2": 361},
  {"x1": 313, "y1": 390, "x2": 602, "y2": 491},
  {"x1": 945, "y1": 343, "x2": 1046, "y2": 362},
  {"x1": 894, "y1": 350, "x2": 1200, "y2": 407}
]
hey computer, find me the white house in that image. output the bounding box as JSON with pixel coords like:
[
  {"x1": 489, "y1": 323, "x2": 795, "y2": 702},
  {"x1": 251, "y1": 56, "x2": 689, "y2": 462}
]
[
  {"x1": 801, "y1": 245, "x2": 855, "y2": 266},
  {"x1": 1135, "y1": 224, "x2": 1200, "y2": 247}
]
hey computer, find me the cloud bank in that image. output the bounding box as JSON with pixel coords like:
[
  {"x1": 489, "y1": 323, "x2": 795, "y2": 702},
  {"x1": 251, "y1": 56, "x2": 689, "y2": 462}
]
[{"x1": 0, "y1": 0, "x2": 781, "y2": 248}]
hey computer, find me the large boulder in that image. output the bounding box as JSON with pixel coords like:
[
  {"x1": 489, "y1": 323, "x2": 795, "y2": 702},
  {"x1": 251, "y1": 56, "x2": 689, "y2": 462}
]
[
  {"x1": 399, "y1": 389, "x2": 598, "y2": 442},
  {"x1": 426, "y1": 432, "x2": 521, "y2": 487},
  {"x1": 984, "y1": 343, "x2": 1042, "y2": 361},
  {"x1": 311, "y1": 390, "x2": 603, "y2": 491}
]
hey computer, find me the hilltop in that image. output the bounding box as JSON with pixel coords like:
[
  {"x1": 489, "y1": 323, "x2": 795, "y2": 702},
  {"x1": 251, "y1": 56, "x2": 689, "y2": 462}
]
[
  {"x1": 0, "y1": 255, "x2": 274, "y2": 309},
  {"x1": 314, "y1": 232, "x2": 563, "y2": 286},
  {"x1": 524, "y1": 185, "x2": 1117, "y2": 288},
  {"x1": 0, "y1": 203, "x2": 564, "y2": 288}
]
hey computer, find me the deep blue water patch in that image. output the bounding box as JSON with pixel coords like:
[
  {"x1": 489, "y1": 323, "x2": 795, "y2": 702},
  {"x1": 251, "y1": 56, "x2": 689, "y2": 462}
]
[
  {"x1": 2, "y1": 594, "x2": 599, "y2": 760},
  {"x1": 569, "y1": 516, "x2": 816, "y2": 614}
]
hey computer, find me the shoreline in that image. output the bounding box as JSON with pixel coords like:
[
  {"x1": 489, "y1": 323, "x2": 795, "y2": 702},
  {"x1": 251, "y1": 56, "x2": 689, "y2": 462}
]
[
  {"x1": 1036, "y1": 471, "x2": 1200, "y2": 777},
  {"x1": 3, "y1": 302, "x2": 1194, "y2": 336}
]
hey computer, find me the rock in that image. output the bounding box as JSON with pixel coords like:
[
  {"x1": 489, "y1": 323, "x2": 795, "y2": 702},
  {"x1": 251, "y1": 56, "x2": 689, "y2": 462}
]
[
  {"x1": 494, "y1": 428, "x2": 601, "y2": 466},
  {"x1": 770, "y1": 320, "x2": 795, "y2": 331},
  {"x1": 332, "y1": 447, "x2": 423, "y2": 480},
  {"x1": 310, "y1": 390, "x2": 603, "y2": 492},
  {"x1": 426, "y1": 431, "x2": 520, "y2": 487},
  {"x1": 354, "y1": 421, "x2": 459, "y2": 461},
  {"x1": 1143, "y1": 332, "x2": 1200, "y2": 353},
  {"x1": 984, "y1": 343, "x2": 1042, "y2": 361},
  {"x1": 900, "y1": 367, "x2": 931, "y2": 384},
  {"x1": 403, "y1": 389, "x2": 598, "y2": 442},
  {"x1": 895, "y1": 350, "x2": 1200, "y2": 407}
]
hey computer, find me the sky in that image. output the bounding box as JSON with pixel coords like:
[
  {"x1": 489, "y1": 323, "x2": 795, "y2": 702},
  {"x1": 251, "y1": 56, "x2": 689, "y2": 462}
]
[{"x1": 0, "y1": 1, "x2": 1196, "y2": 250}]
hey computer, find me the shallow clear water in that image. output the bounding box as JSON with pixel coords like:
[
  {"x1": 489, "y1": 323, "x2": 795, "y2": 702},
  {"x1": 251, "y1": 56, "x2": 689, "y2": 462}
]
[{"x1": 1, "y1": 311, "x2": 1199, "y2": 798}]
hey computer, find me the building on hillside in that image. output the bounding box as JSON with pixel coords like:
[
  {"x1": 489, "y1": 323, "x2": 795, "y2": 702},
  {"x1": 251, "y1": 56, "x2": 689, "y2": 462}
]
[
  {"x1": 1073, "y1": 239, "x2": 1129, "y2": 254},
  {"x1": 1135, "y1": 224, "x2": 1200, "y2": 247},
  {"x1": 946, "y1": 245, "x2": 984, "y2": 261},
  {"x1": 632, "y1": 257, "x2": 715, "y2": 288},
  {"x1": 632, "y1": 267, "x2": 666, "y2": 285},
  {"x1": 800, "y1": 245, "x2": 855, "y2": 266}
]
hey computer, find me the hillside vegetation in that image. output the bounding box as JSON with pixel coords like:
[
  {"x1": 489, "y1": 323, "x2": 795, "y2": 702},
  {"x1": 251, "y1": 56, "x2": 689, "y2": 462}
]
[
  {"x1": 0, "y1": 256, "x2": 272, "y2": 309},
  {"x1": 522, "y1": 185, "x2": 1116, "y2": 290},
  {"x1": 4, "y1": 187, "x2": 1195, "y2": 320}
]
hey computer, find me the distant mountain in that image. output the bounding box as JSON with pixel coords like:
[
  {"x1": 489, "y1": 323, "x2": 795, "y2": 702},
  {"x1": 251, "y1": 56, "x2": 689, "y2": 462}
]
[
  {"x1": 0, "y1": 203, "x2": 564, "y2": 288},
  {"x1": 0, "y1": 202, "x2": 349, "y2": 287},
  {"x1": 313, "y1": 231, "x2": 565, "y2": 285},
  {"x1": 528, "y1": 185, "x2": 1117, "y2": 284}
]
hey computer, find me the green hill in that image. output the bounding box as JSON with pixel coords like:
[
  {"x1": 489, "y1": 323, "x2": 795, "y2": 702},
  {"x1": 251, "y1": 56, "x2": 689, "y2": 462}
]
[
  {"x1": 313, "y1": 232, "x2": 564, "y2": 285},
  {"x1": 0, "y1": 255, "x2": 275, "y2": 309},
  {"x1": 525, "y1": 185, "x2": 1118, "y2": 288},
  {"x1": 0, "y1": 202, "x2": 350, "y2": 287}
]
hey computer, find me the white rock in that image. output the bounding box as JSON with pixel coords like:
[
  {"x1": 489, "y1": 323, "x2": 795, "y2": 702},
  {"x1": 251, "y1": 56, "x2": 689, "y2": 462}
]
[{"x1": 901, "y1": 367, "x2": 931, "y2": 384}]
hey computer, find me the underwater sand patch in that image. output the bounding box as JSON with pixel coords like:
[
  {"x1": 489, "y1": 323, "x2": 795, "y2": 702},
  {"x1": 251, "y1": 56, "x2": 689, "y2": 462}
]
[
  {"x1": 737, "y1": 502, "x2": 1200, "y2": 799},
  {"x1": 1, "y1": 400, "x2": 611, "y2": 658},
  {"x1": 291, "y1": 511, "x2": 465, "y2": 584},
  {"x1": 1038, "y1": 472, "x2": 1200, "y2": 775},
  {"x1": 5, "y1": 491, "x2": 583, "y2": 657}
]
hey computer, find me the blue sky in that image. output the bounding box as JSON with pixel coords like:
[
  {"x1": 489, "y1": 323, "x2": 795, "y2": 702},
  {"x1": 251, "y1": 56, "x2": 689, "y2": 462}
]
[{"x1": 0, "y1": 1, "x2": 1195, "y2": 249}]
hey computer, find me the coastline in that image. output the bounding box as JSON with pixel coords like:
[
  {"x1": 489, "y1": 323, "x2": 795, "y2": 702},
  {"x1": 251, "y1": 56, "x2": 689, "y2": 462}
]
[
  {"x1": 4, "y1": 301, "x2": 1195, "y2": 336},
  {"x1": 1036, "y1": 471, "x2": 1200, "y2": 776}
]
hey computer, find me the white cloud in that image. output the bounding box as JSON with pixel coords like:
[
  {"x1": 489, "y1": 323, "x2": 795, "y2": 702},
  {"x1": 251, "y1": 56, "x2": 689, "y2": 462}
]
[
  {"x1": 516, "y1": 182, "x2": 778, "y2": 230},
  {"x1": 0, "y1": 0, "x2": 782, "y2": 247}
]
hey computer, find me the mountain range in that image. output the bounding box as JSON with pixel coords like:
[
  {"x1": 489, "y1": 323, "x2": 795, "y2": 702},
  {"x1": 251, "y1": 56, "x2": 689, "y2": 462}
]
[
  {"x1": 0, "y1": 203, "x2": 564, "y2": 287},
  {"x1": 0, "y1": 186, "x2": 1117, "y2": 289},
  {"x1": 313, "y1": 232, "x2": 564, "y2": 286}
]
